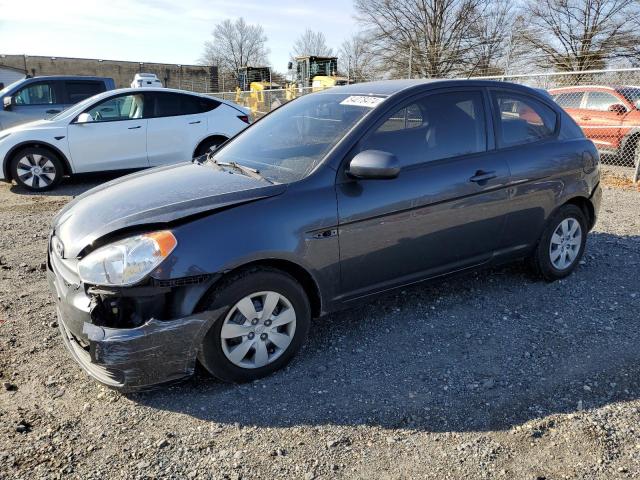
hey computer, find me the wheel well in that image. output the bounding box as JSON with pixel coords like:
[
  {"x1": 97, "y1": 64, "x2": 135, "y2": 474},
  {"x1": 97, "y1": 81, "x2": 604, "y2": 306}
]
[
  {"x1": 565, "y1": 196, "x2": 595, "y2": 230},
  {"x1": 193, "y1": 135, "x2": 228, "y2": 158},
  {"x1": 4, "y1": 142, "x2": 72, "y2": 180},
  {"x1": 209, "y1": 259, "x2": 323, "y2": 318}
]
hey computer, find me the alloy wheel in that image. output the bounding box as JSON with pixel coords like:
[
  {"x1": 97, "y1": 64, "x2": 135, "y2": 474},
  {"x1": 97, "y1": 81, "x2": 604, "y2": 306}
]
[
  {"x1": 549, "y1": 217, "x2": 582, "y2": 270},
  {"x1": 220, "y1": 291, "x2": 297, "y2": 369},
  {"x1": 16, "y1": 154, "x2": 57, "y2": 189}
]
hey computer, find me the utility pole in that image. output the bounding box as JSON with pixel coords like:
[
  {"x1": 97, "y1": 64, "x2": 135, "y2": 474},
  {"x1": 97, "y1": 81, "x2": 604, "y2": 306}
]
[{"x1": 408, "y1": 46, "x2": 413, "y2": 79}]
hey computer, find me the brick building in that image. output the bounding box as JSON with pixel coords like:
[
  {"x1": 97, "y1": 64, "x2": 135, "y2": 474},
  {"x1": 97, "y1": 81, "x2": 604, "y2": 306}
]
[{"x1": 0, "y1": 54, "x2": 219, "y2": 92}]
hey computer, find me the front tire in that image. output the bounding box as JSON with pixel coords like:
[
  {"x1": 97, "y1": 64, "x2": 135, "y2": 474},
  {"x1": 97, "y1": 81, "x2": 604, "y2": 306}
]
[
  {"x1": 193, "y1": 137, "x2": 227, "y2": 160},
  {"x1": 531, "y1": 204, "x2": 587, "y2": 281},
  {"x1": 197, "y1": 267, "x2": 311, "y2": 383},
  {"x1": 10, "y1": 147, "x2": 63, "y2": 191}
]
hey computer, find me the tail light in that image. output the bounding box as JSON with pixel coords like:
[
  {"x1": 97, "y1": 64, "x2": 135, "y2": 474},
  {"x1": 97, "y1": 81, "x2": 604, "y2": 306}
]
[{"x1": 237, "y1": 115, "x2": 250, "y2": 124}]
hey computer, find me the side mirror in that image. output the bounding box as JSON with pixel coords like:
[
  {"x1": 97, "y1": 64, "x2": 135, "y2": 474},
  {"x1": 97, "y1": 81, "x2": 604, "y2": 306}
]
[
  {"x1": 608, "y1": 104, "x2": 627, "y2": 115},
  {"x1": 3, "y1": 96, "x2": 12, "y2": 110},
  {"x1": 76, "y1": 112, "x2": 94, "y2": 124},
  {"x1": 347, "y1": 150, "x2": 400, "y2": 180}
]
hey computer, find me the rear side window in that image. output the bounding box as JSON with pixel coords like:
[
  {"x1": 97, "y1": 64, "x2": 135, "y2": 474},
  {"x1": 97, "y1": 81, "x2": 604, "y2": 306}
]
[
  {"x1": 150, "y1": 92, "x2": 220, "y2": 117},
  {"x1": 199, "y1": 96, "x2": 221, "y2": 113},
  {"x1": 361, "y1": 90, "x2": 487, "y2": 168},
  {"x1": 14, "y1": 82, "x2": 56, "y2": 105},
  {"x1": 552, "y1": 92, "x2": 584, "y2": 109},
  {"x1": 492, "y1": 92, "x2": 557, "y2": 147},
  {"x1": 585, "y1": 91, "x2": 621, "y2": 111},
  {"x1": 65, "y1": 81, "x2": 106, "y2": 103}
]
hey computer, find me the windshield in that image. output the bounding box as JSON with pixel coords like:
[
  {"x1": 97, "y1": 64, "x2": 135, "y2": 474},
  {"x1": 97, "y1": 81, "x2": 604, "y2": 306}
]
[
  {"x1": 47, "y1": 93, "x2": 105, "y2": 121},
  {"x1": 620, "y1": 88, "x2": 640, "y2": 109},
  {"x1": 210, "y1": 92, "x2": 385, "y2": 183},
  {"x1": 0, "y1": 78, "x2": 26, "y2": 97}
]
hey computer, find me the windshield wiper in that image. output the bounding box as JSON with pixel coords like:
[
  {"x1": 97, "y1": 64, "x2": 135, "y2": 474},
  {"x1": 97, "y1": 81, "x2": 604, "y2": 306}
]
[{"x1": 207, "y1": 155, "x2": 274, "y2": 184}]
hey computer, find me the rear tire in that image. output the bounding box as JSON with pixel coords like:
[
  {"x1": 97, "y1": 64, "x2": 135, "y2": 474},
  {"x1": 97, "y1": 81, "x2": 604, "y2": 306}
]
[
  {"x1": 530, "y1": 204, "x2": 587, "y2": 281},
  {"x1": 10, "y1": 147, "x2": 63, "y2": 191},
  {"x1": 197, "y1": 267, "x2": 311, "y2": 383}
]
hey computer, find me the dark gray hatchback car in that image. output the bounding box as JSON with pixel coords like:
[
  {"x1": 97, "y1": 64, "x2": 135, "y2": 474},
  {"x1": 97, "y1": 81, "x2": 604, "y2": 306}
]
[{"x1": 47, "y1": 80, "x2": 601, "y2": 390}]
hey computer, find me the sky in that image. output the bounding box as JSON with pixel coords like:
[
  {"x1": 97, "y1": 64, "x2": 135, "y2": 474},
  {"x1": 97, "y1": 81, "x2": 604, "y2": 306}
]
[{"x1": 0, "y1": 0, "x2": 357, "y2": 71}]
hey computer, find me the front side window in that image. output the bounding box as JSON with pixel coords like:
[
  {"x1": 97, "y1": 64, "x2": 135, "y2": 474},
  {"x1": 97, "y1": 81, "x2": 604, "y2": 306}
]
[
  {"x1": 553, "y1": 92, "x2": 584, "y2": 109},
  {"x1": 360, "y1": 91, "x2": 487, "y2": 168},
  {"x1": 14, "y1": 82, "x2": 56, "y2": 105},
  {"x1": 493, "y1": 92, "x2": 556, "y2": 147},
  {"x1": 85, "y1": 94, "x2": 145, "y2": 122},
  {"x1": 585, "y1": 91, "x2": 622, "y2": 111},
  {"x1": 211, "y1": 93, "x2": 380, "y2": 183}
]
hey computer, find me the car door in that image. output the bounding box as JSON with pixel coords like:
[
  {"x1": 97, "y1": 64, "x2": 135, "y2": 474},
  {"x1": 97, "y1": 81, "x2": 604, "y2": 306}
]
[
  {"x1": 11, "y1": 80, "x2": 66, "y2": 119},
  {"x1": 489, "y1": 90, "x2": 572, "y2": 250},
  {"x1": 146, "y1": 92, "x2": 207, "y2": 165},
  {"x1": 67, "y1": 92, "x2": 149, "y2": 172},
  {"x1": 336, "y1": 89, "x2": 511, "y2": 298},
  {"x1": 581, "y1": 90, "x2": 626, "y2": 151}
]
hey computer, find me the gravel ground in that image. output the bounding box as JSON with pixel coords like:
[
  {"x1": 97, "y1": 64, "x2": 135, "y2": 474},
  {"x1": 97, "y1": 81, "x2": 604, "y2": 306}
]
[{"x1": 1, "y1": 174, "x2": 639, "y2": 480}]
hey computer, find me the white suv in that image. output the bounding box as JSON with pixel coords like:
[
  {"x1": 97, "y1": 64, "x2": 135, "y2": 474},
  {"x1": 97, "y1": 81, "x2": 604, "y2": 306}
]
[
  {"x1": 131, "y1": 73, "x2": 163, "y2": 88},
  {"x1": 0, "y1": 88, "x2": 250, "y2": 191}
]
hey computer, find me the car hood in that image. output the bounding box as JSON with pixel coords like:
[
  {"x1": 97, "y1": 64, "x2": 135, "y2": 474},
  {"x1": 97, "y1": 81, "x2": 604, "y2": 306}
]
[
  {"x1": 1, "y1": 118, "x2": 59, "y2": 133},
  {"x1": 53, "y1": 162, "x2": 286, "y2": 258},
  {"x1": 0, "y1": 115, "x2": 66, "y2": 135}
]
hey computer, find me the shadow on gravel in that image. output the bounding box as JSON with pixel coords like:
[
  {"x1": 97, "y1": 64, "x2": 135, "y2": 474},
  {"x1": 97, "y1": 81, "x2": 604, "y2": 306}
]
[
  {"x1": 132, "y1": 233, "x2": 640, "y2": 433},
  {"x1": 8, "y1": 171, "x2": 132, "y2": 198}
]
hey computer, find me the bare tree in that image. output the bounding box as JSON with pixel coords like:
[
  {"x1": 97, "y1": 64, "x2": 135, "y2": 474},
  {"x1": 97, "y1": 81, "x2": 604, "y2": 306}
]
[
  {"x1": 466, "y1": 0, "x2": 514, "y2": 76},
  {"x1": 291, "y1": 29, "x2": 333, "y2": 57},
  {"x1": 354, "y1": 0, "x2": 494, "y2": 78},
  {"x1": 200, "y1": 17, "x2": 269, "y2": 72},
  {"x1": 338, "y1": 34, "x2": 380, "y2": 81},
  {"x1": 521, "y1": 0, "x2": 640, "y2": 71}
]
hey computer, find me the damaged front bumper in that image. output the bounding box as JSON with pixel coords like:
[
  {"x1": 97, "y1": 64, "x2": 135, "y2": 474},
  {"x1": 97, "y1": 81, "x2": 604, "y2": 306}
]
[{"x1": 47, "y1": 249, "x2": 220, "y2": 391}]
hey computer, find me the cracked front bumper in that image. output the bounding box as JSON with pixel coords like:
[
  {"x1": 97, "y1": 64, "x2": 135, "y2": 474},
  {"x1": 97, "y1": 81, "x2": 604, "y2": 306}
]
[{"x1": 47, "y1": 265, "x2": 218, "y2": 391}]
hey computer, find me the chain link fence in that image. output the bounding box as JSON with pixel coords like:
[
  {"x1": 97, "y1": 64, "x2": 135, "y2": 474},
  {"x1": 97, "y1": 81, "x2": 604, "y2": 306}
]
[{"x1": 204, "y1": 67, "x2": 640, "y2": 181}]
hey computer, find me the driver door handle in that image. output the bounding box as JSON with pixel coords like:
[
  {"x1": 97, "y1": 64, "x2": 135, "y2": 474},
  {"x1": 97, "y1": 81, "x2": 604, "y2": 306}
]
[
  {"x1": 470, "y1": 170, "x2": 497, "y2": 183},
  {"x1": 128, "y1": 125, "x2": 142, "y2": 130},
  {"x1": 189, "y1": 120, "x2": 201, "y2": 124}
]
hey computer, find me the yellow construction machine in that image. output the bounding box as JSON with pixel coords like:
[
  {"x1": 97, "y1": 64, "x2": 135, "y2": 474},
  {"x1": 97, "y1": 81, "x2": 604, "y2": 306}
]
[
  {"x1": 236, "y1": 66, "x2": 281, "y2": 115},
  {"x1": 293, "y1": 56, "x2": 350, "y2": 92}
]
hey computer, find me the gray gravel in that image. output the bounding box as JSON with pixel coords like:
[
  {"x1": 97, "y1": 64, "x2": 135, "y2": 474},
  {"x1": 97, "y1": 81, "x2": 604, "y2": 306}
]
[{"x1": 1, "y1": 176, "x2": 639, "y2": 479}]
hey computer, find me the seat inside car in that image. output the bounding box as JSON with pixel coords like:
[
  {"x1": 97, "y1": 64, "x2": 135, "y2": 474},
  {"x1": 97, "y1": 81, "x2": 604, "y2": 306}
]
[{"x1": 131, "y1": 94, "x2": 144, "y2": 118}]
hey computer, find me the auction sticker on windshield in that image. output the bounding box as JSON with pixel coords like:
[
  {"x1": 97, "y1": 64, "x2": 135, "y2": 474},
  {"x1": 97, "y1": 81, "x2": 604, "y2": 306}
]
[{"x1": 340, "y1": 96, "x2": 385, "y2": 108}]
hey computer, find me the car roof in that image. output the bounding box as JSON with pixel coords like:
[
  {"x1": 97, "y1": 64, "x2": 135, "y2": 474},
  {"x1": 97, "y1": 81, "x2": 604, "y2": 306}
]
[
  {"x1": 98, "y1": 87, "x2": 210, "y2": 97},
  {"x1": 21, "y1": 75, "x2": 112, "y2": 81},
  {"x1": 316, "y1": 79, "x2": 547, "y2": 98},
  {"x1": 81, "y1": 87, "x2": 219, "y2": 105},
  {"x1": 548, "y1": 85, "x2": 631, "y2": 93}
]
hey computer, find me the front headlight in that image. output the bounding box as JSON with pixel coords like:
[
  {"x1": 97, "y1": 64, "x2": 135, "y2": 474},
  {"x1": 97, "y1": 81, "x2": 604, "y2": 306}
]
[{"x1": 77, "y1": 231, "x2": 177, "y2": 286}]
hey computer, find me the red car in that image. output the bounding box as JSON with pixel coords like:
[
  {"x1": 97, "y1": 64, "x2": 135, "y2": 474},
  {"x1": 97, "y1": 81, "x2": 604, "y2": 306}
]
[{"x1": 549, "y1": 85, "x2": 640, "y2": 178}]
